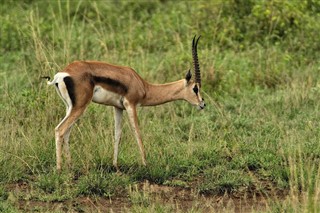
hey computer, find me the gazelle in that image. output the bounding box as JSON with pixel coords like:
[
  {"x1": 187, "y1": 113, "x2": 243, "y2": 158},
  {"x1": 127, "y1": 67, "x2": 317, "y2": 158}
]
[{"x1": 44, "y1": 36, "x2": 205, "y2": 171}]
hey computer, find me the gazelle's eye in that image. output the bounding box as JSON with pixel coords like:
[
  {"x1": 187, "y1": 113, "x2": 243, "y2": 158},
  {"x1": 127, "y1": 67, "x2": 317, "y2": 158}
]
[{"x1": 193, "y1": 86, "x2": 199, "y2": 95}]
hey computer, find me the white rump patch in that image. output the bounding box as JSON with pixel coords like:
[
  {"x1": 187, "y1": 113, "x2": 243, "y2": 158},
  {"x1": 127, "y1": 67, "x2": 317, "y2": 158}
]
[
  {"x1": 52, "y1": 72, "x2": 73, "y2": 128},
  {"x1": 92, "y1": 86, "x2": 124, "y2": 108},
  {"x1": 47, "y1": 72, "x2": 70, "y2": 85}
]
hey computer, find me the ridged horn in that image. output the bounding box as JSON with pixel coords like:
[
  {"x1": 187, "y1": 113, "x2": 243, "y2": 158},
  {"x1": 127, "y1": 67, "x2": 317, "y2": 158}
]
[{"x1": 192, "y1": 35, "x2": 201, "y2": 86}]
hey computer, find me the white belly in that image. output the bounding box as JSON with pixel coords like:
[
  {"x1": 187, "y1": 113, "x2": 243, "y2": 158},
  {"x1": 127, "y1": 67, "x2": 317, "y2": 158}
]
[{"x1": 92, "y1": 86, "x2": 124, "y2": 108}]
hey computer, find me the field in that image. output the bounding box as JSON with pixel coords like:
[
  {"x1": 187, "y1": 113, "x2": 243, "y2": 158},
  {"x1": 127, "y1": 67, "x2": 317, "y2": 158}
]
[{"x1": 1, "y1": 1, "x2": 320, "y2": 212}]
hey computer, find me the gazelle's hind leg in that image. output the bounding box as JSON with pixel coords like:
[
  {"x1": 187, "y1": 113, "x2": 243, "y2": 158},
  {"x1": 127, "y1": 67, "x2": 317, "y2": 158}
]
[
  {"x1": 54, "y1": 82, "x2": 73, "y2": 171},
  {"x1": 63, "y1": 127, "x2": 73, "y2": 168},
  {"x1": 55, "y1": 106, "x2": 87, "y2": 170},
  {"x1": 54, "y1": 78, "x2": 92, "y2": 171},
  {"x1": 55, "y1": 109, "x2": 74, "y2": 170}
]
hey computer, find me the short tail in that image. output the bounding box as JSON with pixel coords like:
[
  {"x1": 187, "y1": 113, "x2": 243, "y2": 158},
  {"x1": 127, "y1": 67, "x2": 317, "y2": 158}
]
[
  {"x1": 41, "y1": 76, "x2": 51, "y2": 80},
  {"x1": 41, "y1": 76, "x2": 54, "y2": 85}
]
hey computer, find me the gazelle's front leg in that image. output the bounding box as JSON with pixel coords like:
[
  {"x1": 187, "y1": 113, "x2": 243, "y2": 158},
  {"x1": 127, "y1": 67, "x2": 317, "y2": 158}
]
[
  {"x1": 124, "y1": 101, "x2": 147, "y2": 166},
  {"x1": 113, "y1": 107, "x2": 123, "y2": 171}
]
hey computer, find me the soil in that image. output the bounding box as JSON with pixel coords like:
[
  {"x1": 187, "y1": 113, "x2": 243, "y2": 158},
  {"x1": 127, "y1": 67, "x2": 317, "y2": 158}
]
[{"x1": 6, "y1": 180, "x2": 287, "y2": 212}]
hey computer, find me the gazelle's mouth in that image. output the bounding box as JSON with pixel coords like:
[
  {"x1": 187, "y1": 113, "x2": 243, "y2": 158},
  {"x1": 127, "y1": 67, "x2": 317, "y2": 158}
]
[{"x1": 197, "y1": 102, "x2": 205, "y2": 110}]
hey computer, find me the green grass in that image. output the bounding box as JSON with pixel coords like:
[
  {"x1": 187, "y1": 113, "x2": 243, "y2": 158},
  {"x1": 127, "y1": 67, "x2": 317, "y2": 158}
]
[{"x1": 1, "y1": 0, "x2": 320, "y2": 212}]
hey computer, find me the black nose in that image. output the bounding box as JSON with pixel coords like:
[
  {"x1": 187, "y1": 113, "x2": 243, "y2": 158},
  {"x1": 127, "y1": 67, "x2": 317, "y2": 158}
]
[{"x1": 204, "y1": 103, "x2": 206, "y2": 107}]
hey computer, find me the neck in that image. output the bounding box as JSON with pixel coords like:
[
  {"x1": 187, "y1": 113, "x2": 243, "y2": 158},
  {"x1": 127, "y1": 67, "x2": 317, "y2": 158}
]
[{"x1": 141, "y1": 79, "x2": 186, "y2": 106}]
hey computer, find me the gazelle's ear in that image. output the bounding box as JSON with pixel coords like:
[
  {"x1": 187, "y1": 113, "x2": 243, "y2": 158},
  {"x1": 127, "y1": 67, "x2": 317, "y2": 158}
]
[{"x1": 185, "y1": 69, "x2": 192, "y2": 83}]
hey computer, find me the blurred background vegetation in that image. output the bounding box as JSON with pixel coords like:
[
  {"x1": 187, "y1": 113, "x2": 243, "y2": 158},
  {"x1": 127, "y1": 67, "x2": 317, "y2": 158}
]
[
  {"x1": 2, "y1": 0, "x2": 320, "y2": 52},
  {"x1": 1, "y1": 0, "x2": 320, "y2": 91}
]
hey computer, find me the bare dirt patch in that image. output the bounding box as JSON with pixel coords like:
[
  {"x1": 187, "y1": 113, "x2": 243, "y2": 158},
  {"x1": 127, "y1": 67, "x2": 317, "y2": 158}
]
[
  {"x1": 133, "y1": 180, "x2": 279, "y2": 212},
  {"x1": 5, "y1": 180, "x2": 287, "y2": 212}
]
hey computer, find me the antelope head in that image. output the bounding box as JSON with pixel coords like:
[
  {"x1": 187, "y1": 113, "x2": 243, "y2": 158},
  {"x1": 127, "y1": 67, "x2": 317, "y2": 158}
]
[{"x1": 184, "y1": 35, "x2": 205, "y2": 110}]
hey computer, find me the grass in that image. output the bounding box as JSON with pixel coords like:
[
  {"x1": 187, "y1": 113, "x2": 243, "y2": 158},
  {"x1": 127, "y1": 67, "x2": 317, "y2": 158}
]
[{"x1": 1, "y1": 0, "x2": 320, "y2": 212}]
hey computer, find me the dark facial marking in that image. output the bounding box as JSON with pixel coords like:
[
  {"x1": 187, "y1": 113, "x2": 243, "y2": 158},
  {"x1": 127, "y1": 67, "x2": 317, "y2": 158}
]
[
  {"x1": 92, "y1": 76, "x2": 128, "y2": 94},
  {"x1": 63, "y1": 76, "x2": 76, "y2": 106},
  {"x1": 193, "y1": 85, "x2": 199, "y2": 95}
]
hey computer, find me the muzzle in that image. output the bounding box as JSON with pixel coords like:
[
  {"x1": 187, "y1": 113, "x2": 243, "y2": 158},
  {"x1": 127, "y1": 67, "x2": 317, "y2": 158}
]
[{"x1": 198, "y1": 99, "x2": 206, "y2": 110}]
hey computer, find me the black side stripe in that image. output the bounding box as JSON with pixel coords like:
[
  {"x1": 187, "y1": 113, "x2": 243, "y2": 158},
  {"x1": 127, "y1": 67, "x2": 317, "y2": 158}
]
[
  {"x1": 92, "y1": 76, "x2": 128, "y2": 94},
  {"x1": 63, "y1": 76, "x2": 76, "y2": 106}
]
